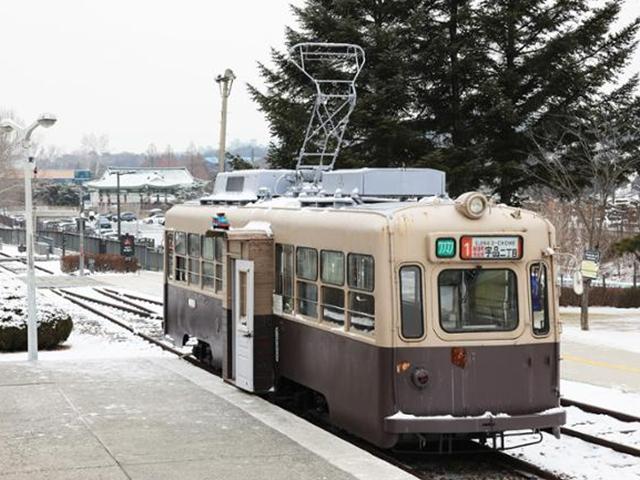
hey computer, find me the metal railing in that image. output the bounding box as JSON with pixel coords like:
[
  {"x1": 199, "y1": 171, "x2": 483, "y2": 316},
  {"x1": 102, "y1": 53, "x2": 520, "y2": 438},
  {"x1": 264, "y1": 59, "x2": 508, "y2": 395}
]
[{"x1": 0, "y1": 226, "x2": 164, "y2": 272}]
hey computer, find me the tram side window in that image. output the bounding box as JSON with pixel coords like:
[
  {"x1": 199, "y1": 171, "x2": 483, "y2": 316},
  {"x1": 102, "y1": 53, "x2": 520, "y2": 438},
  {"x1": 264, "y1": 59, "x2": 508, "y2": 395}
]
[
  {"x1": 349, "y1": 292, "x2": 375, "y2": 333},
  {"x1": 320, "y1": 251, "x2": 345, "y2": 325},
  {"x1": 275, "y1": 244, "x2": 294, "y2": 313},
  {"x1": 296, "y1": 247, "x2": 318, "y2": 318},
  {"x1": 202, "y1": 236, "x2": 224, "y2": 293},
  {"x1": 531, "y1": 263, "x2": 550, "y2": 336},
  {"x1": 166, "y1": 231, "x2": 174, "y2": 280},
  {"x1": 202, "y1": 236, "x2": 215, "y2": 290},
  {"x1": 438, "y1": 269, "x2": 518, "y2": 333},
  {"x1": 400, "y1": 266, "x2": 424, "y2": 339},
  {"x1": 321, "y1": 251, "x2": 344, "y2": 285},
  {"x1": 348, "y1": 254, "x2": 374, "y2": 292},
  {"x1": 347, "y1": 253, "x2": 375, "y2": 333},
  {"x1": 174, "y1": 232, "x2": 187, "y2": 282},
  {"x1": 187, "y1": 233, "x2": 201, "y2": 286},
  {"x1": 322, "y1": 286, "x2": 345, "y2": 325}
]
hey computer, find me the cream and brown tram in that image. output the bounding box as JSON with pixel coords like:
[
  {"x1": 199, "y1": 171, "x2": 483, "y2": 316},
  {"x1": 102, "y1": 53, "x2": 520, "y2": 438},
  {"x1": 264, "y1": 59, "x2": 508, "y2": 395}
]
[{"x1": 163, "y1": 168, "x2": 566, "y2": 449}]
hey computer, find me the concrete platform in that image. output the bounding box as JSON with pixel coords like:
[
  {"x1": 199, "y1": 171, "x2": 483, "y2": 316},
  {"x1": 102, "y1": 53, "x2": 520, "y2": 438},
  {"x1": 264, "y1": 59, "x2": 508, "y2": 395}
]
[{"x1": 0, "y1": 358, "x2": 413, "y2": 480}]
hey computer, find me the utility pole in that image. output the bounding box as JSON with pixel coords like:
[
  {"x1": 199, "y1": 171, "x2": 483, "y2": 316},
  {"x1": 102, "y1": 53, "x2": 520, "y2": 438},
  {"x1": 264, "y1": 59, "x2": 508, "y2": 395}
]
[
  {"x1": 114, "y1": 170, "x2": 135, "y2": 247},
  {"x1": 116, "y1": 172, "x2": 122, "y2": 240},
  {"x1": 215, "y1": 69, "x2": 235, "y2": 174},
  {"x1": 78, "y1": 186, "x2": 85, "y2": 277}
]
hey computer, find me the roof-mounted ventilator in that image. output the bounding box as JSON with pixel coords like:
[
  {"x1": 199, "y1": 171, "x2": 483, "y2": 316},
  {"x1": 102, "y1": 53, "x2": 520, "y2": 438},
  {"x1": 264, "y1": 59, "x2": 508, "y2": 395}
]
[{"x1": 290, "y1": 42, "x2": 365, "y2": 185}]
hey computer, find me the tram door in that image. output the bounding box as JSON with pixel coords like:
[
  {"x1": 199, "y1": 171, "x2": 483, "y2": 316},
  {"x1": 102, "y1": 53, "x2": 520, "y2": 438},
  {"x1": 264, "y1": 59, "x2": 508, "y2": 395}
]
[
  {"x1": 224, "y1": 231, "x2": 275, "y2": 394},
  {"x1": 233, "y1": 259, "x2": 255, "y2": 392}
]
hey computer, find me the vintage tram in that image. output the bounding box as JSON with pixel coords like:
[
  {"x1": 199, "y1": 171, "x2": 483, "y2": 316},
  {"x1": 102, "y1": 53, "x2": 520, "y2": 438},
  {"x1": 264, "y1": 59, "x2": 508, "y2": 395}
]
[{"x1": 163, "y1": 167, "x2": 566, "y2": 449}]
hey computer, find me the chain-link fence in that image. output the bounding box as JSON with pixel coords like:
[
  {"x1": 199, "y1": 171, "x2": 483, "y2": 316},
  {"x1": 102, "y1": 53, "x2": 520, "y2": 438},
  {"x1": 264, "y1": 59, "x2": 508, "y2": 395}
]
[{"x1": 0, "y1": 227, "x2": 164, "y2": 272}]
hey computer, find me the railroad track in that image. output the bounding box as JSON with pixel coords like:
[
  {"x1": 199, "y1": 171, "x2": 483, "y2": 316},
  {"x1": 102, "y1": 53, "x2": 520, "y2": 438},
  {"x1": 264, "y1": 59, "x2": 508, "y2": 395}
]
[
  {"x1": 47, "y1": 286, "x2": 640, "y2": 478},
  {"x1": 101, "y1": 287, "x2": 163, "y2": 307},
  {"x1": 50, "y1": 288, "x2": 164, "y2": 345},
  {"x1": 559, "y1": 398, "x2": 640, "y2": 458},
  {"x1": 0, "y1": 251, "x2": 56, "y2": 275},
  {"x1": 46, "y1": 288, "x2": 563, "y2": 480},
  {"x1": 91, "y1": 287, "x2": 159, "y2": 316}
]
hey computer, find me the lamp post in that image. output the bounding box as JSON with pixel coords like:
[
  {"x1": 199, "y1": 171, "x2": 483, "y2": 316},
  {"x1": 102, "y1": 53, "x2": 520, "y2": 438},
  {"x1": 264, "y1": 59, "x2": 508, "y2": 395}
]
[
  {"x1": 215, "y1": 69, "x2": 235, "y2": 174},
  {"x1": 0, "y1": 113, "x2": 57, "y2": 362},
  {"x1": 78, "y1": 185, "x2": 85, "y2": 277},
  {"x1": 113, "y1": 170, "x2": 135, "y2": 242}
]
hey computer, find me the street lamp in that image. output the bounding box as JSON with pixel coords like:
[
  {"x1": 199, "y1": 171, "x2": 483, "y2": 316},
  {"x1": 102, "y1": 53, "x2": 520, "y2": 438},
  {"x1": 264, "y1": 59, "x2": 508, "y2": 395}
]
[
  {"x1": 215, "y1": 68, "x2": 235, "y2": 174},
  {"x1": 112, "y1": 169, "x2": 136, "y2": 241},
  {"x1": 0, "y1": 113, "x2": 57, "y2": 362}
]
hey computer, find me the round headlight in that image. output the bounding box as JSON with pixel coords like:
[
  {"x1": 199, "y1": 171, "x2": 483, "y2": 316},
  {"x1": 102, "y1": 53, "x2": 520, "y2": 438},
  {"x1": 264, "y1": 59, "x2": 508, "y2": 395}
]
[
  {"x1": 455, "y1": 192, "x2": 488, "y2": 219},
  {"x1": 469, "y1": 196, "x2": 486, "y2": 215},
  {"x1": 411, "y1": 367, "x2": 429, "y2": 388}
]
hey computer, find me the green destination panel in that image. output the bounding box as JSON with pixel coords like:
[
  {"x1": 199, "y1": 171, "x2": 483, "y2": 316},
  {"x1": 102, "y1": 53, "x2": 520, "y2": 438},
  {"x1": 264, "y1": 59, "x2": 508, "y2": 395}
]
[{"x1": 436, "y1": 238, "x2": 456, "y2": 258}]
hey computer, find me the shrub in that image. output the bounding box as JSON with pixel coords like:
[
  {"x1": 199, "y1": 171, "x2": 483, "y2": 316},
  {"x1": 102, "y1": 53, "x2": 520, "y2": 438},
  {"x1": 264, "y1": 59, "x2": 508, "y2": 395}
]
[
  {"x1": 61, "y1": 253, "x2": 140, "y2": 273},
  {"x1": 0, "y1": 297, "x2": 73, "y2": 352},
  {"x1": 560, "y1": 286, "x2": 640, "y2": 308}
]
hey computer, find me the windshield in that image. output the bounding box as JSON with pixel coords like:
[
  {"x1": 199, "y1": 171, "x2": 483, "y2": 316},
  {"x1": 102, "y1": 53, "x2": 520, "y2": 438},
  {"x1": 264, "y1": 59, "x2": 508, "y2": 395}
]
[{"x1": 438, "y1": 269, "x2": 518, "y2": 333}]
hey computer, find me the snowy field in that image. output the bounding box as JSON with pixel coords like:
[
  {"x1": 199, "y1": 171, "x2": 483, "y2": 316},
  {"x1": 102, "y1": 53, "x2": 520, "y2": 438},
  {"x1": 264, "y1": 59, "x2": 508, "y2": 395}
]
[
  {"x1": 509, "y1": 431, "x2": 639, "y2": 480},
  {"x1": 560, "y1": 306, "x2": 640, "y2": 355},
  {"x1": 1, "y1": 251, "x2": 639, "y2": 479},
  {"x1": 0, "y1": 270, "x2": 167, "y2": 363}
]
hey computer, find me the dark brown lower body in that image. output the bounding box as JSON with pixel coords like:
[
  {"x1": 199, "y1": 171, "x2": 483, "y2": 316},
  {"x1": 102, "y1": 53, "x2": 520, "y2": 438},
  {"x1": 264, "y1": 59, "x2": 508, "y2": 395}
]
[{"x1": 165, "y1": 284, "x2": 564, "y2": 448}]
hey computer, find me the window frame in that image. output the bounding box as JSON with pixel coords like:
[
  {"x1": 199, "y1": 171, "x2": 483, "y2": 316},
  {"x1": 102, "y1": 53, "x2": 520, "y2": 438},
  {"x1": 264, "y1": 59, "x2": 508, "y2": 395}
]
[
  {"x1": 320, "y1": 250, "x2": 345, "y2": 286},
  {"x1": 347, "y1": 290, "x2": 375, "y2": 333},
  {"x1": 347, "y1": 253, "x2": 375, "y2": 292},
  {"x1": 296, "y1": 246, "x2": 318, "y2": 282},
  {"x1": 321, "y1": 285, "x2": 345, "y2": 326},
  {"x1": 175, "y1": 231, "x2": 186, "y2": 255},
  {"x1": 437, "y1": 267, "x2": 519, "y2": 334},
  {"x1": 275, "y1": 243, "x2": 295, "y2": 314},
  {"x1": 530, "y1": 262, "x2": 551, "y2": 337},
  {"x1": 296, "y1": 280, "x2": 318, "y2": 319},
  {"x1": 165, "y1": 231, "x2": 174, "y2": 281},
  {"x1": 399, "y1": 264, "x2": 425, "y2": 340}
]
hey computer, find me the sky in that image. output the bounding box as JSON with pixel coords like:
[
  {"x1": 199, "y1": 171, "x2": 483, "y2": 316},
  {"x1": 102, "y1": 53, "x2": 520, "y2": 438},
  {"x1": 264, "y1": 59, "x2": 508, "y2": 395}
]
[
  {"x1": 0, "y1": 0, "x2": 303, "y2": 154},
  {"x1": 0, "y1": 0, "x2": 638, "y2": 155}
]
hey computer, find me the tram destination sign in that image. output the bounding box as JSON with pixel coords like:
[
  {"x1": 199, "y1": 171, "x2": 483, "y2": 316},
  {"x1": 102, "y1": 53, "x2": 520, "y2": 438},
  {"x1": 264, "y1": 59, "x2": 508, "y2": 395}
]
[{"x1": 460, "y1": 236, "x2": 522, "y2": 260}]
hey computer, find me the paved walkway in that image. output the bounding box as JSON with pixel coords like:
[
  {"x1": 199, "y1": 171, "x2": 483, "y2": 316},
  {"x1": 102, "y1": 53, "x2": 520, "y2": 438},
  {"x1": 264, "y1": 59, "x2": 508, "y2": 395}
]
[
  {"x1": 0, "y1": 358, "x2": 412, "y2": 480},
  {"x1": 561, "y1": 342, "x2": 640, "y2": 392},
  {"x1": 560, "y1": 309, "x2": 640, "y2": 393}
]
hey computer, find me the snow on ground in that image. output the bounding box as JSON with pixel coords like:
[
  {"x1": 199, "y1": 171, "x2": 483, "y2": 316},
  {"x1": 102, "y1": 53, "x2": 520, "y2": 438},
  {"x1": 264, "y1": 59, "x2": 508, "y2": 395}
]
[
  {"x1": 0, "y1": 271, "x2": 168, "y2": 362},
  {"x1": 563, "y1": 405, "x2": 640, "y2": 449},
  {"x1": 509, "y1": 432, "x2": 640, "y2": 480},
  {"x1": 560, "y1": 306, "x2": 640, "y2": 355},
  {"x1": 563, "y1": 380, "x2": 640, "y2": 417}
]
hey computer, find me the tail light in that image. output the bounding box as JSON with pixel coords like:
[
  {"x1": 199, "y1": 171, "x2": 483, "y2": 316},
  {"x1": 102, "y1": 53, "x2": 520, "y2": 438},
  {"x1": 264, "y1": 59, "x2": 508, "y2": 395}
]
[
  {"x1": 411, "y1": 367, "x2": 429, "y2": 388},
  {"x1": 396, "y1": 360, "x2": 411, "y2": 374},
  {"x1": 451, "y1": 347, "x2": 467, "y2": 368}
]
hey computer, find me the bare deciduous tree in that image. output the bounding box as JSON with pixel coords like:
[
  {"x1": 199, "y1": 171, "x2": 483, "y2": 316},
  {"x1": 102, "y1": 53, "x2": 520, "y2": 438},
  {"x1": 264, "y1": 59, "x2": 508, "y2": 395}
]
[
  {"x1": 0, "y1": 110, "x2": 25, "y2": 209},
  {"x1": 81, "y1": 133, "x2": 109, "y2": 176},
  {"x1": 526, "y1": 114, "x2": 640, "y2": 330}
]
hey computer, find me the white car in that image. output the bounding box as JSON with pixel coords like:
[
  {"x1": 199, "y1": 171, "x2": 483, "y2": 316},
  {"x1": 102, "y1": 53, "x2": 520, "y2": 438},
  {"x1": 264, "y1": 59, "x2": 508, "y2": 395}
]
[{"x1": 143, "y1": 215, "x2": 165, "y2": 226}]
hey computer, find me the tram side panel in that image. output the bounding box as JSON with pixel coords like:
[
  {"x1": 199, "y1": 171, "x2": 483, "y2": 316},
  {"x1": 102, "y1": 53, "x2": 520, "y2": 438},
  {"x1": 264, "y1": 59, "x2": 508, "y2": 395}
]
[
  {"x1": 276, "y1": 318, "x2": 398, "y2": 448},
  {"x1": 165, "y1": 284, "x2": 226, "y2": 369}
]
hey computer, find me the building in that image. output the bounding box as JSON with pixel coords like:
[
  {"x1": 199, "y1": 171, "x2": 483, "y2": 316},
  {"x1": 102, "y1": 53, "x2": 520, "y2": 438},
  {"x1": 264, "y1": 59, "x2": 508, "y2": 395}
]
[
  {"x1": 24, "y1": 168, "x2": 92, "y2": 184},
  {"x1": 85, "y1": 167, "x2": 200, "y2": 208}
]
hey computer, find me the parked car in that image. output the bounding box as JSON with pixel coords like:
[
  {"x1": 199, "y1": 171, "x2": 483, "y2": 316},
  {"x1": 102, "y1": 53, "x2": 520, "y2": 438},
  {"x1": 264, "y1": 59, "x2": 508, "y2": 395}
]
[
  {"x1": 143, "y1": 215, "x2": 165, "y2": 226},
  {"x1": 57, "y1": 221, "x2": 77, "y2": 232},
  {"x1": 120, "y1": 212, "x2": 137, "y2": 222},
  {"x1": 41, "y1": 220, "x2": 61, "y2": 231},
  {"x1": 95, "y1": 217, "x2": 114, "y2": 236}
]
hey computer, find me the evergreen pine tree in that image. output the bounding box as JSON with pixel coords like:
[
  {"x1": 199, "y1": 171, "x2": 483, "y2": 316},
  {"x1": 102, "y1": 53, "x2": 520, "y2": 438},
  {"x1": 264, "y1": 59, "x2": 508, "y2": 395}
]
[
  {"x1": 411, "y1": 0, "x2": 491, "y2": 195},
  {"x1": 248, "y1": 0, "x2": 430, "y2": 170},
  {"x1": 250, "y1": 0, "x2": 639, "y2": 201},
  {"x1": 477, "y1": 0, "x2": 639, "y2": 203}
]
